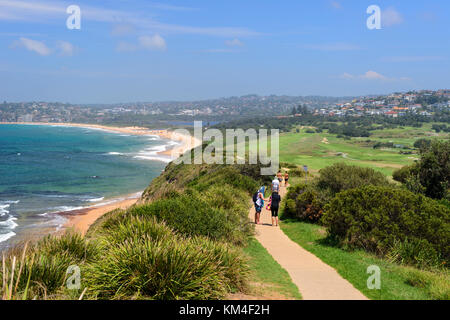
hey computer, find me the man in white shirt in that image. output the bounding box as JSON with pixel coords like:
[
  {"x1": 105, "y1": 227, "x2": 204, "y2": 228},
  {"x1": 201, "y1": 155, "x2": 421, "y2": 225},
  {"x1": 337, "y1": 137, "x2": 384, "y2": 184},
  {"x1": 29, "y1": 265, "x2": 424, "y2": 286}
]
[{"x1": 272, "y1": 176, "x2": 280, "y2": 193}]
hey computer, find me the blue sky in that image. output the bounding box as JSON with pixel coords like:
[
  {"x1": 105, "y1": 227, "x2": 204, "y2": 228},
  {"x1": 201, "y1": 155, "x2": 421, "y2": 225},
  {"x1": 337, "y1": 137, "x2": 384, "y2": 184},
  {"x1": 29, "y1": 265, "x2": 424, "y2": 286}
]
[{"x1": 0, "y1": 0, "x2": 449, "y2": 103}]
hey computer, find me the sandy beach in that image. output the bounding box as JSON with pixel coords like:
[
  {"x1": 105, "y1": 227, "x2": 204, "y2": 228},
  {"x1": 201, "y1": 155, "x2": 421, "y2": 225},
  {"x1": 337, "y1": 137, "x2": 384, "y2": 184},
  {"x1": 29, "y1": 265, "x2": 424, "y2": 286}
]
[
  {"x1": 62, "y1": 197, "x2": 139, "y2": 235},
  {"x1": 1, "y1": 122, "x2": 201, "y2": 236}
]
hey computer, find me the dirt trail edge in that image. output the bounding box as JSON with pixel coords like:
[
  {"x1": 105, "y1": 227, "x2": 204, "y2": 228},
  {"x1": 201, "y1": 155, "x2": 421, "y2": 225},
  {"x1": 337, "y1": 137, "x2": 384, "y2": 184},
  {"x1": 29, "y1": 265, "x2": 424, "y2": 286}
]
[{"x1": 249, "y1": 185, "x2": 368, "y2": 300}]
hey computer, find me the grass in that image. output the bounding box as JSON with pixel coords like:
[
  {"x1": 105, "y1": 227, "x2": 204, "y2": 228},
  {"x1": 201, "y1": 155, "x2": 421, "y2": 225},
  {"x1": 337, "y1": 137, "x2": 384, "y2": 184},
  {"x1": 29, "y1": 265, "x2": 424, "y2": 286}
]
[
  {"x1": 84, "y1": 217, "x2": 249, "y2": 300},
  {"x1": 278, "y1": 126, "x2": 450, "y2": 176},
  {"x1": 1, "y1": 162, "x2": 276, "y2": 300},
  {"x1": 243, "y1": 238, "x2": 302, "y2": 300},
  {"x1": 280, "y1": 219, "x2": 449, "y2": 300}
]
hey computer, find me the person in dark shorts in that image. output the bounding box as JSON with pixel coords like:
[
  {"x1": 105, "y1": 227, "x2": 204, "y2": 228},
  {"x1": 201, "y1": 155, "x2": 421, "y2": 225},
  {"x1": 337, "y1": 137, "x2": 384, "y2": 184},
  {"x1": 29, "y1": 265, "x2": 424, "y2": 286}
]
[
  {"x1": 284, "y1": 172, "x2": 289, "y2": 186},
  {"x1": 277, "y1": 171, "x2": 283, "y2": 183},
  {"x1": 270, "y1": 191, "x2": 281, "y2": 227}
]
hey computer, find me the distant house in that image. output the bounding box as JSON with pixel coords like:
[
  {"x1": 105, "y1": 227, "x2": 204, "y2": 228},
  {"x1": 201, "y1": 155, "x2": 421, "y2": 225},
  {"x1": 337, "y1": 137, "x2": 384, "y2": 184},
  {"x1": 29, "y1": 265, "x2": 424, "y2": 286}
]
[{"x1": 385, "y1": 111, "x2": 398, "y2": 118}]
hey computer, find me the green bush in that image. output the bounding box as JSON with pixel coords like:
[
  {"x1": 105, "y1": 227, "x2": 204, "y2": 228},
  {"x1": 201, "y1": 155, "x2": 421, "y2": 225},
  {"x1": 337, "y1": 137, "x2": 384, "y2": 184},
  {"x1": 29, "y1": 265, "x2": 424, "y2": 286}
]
[
  {"x1": 322, "y1": 186, "x2": 450, "y2": 267},
  {"x1": 280, "y1": 162, "x2": 299, "y2": 169},
  {"x1": 317, "y1": 163, "x2": 389, "y2": 197},
  {"x1": 283, "y1": 184, "x2": 323, "y2": 222},
  {"x1": 85, "y1": 219, "x2": 249, "y2": 300},
  {"x1": 99, "y1": 215, "x2": 174, "y2": 245},
  {"x1": 289, "y1": 168, "x2": 305, "y2": 178},
  {"x1": 1, "y1": 233, "x2": 99, "y2": 299},
  {"x1": 37, "y1": 231, "x2": 99, "y2": 263},
  {"x1": 104, "y1": 188, "x2": 252, "y2": 245},
  {"x1": 413, "y1": 138, "x2": 431, "y2": 150},
  {"x1": 416, "y1": 140, "x2": 449, "y2": 200},
  {"x1": 386, "y1": 238, "x2": 442, "y2": 269},
  {"x1": 392, "y1": 165, "x2": 418, "y2": 184}
]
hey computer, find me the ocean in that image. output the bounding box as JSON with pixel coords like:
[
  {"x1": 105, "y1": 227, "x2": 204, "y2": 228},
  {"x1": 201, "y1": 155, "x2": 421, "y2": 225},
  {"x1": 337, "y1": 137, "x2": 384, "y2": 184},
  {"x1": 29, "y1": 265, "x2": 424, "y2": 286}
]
[{"x1": 0, "y1": 124, "x2": 172, "y2": 249}]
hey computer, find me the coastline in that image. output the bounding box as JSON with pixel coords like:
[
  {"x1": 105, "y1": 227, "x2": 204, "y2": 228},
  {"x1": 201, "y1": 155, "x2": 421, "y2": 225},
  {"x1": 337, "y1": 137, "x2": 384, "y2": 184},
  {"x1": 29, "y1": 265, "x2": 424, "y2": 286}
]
[
  {"x1": 0, "y1": 122, "x2": 201, "y2": 160},
  {"x1": 0, "y1": 122, "x2": 202, "y2": 237},
  {"x1": 61, "y1": 195, "x2": 140, "y2": 235}
]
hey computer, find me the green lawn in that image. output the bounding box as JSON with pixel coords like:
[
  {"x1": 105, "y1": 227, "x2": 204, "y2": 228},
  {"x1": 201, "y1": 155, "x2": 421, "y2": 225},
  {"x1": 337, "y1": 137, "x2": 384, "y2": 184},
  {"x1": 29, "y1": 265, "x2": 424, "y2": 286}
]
[
  {"x1": 278, "y1": 126, "x2": 449, "y2": 176},
  {"x1": 243, "y1": 238, "x2": 302, "y2": 299},
  {"x1": 280, "y1": 219, "x2": 449, "y2": 300},
  {"x1": 279, "y1": 132, "x2": 409, "y2": 176}
]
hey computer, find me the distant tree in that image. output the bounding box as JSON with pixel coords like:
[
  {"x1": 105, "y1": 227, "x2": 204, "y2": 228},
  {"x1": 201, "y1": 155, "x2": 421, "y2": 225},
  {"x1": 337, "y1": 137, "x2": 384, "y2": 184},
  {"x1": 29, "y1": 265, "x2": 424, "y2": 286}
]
[
  {"x1": 413, "y1": 138, "x2": 431, "y2": 150},
  {"x1": 416, "y1": 140, "x2": 450, "y2": 199}
]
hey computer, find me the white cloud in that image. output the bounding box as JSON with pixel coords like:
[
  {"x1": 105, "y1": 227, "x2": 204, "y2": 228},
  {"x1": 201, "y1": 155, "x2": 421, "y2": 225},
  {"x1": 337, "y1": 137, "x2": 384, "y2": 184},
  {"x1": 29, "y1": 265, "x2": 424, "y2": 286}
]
[
  {"x1": 382, "y1": 7, "x2": 404, "y2": 27},
  {"x1": 12, "y1": 37, "x2": 51, "y2": 56},
  {"x1": 361, "y1": 70, "x2": 387, "y2": 80},
  {"x1": 138, "y1": 34, "x2": 167, "y2": 51},
  {"x1": 340, "y1": 73, "x2": 355, "y2": 80},
  {"x1": 225, "y1": 39, "x2": 244, "y2": 47},
  {"x1": 56, "y1": 41, "x2": 75, "y2": 56},
  {"x1": 338, "y1": 70, "x2": 410, "y2": 81},
  {"x1": 0, "y1": 0, "x2": 261, "y2": 37}
]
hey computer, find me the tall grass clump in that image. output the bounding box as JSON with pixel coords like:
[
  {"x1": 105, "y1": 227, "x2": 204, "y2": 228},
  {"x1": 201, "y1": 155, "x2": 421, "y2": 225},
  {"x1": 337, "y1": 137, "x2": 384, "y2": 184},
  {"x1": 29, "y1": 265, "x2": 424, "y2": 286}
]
[
  {"x1": 84, "y1": 218, "x2": 249, "y2": 300},
  {"x1": 116, "y1": 189, "x2": 252, "y2": 245},
  {"x1": 400, "y1": 267, "x2": 450, "y2": 300},
  {"x1": 1, "y1": 232, "x2": 98, "y2": 299}
]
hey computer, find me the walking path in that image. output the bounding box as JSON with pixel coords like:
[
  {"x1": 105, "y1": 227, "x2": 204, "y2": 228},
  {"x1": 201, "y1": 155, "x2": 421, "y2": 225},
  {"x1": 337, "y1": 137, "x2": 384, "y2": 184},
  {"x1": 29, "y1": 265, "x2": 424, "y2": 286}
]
[{"x1": 249, "y1": 185, "x2": 368, "y2": 300}]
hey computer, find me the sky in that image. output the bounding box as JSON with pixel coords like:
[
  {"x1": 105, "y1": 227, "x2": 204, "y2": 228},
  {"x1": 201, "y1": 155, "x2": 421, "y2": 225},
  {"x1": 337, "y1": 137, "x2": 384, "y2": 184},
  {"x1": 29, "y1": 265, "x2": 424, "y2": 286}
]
[{"x1": 0, "y1": 0, "x2": 449, "y2": 103}]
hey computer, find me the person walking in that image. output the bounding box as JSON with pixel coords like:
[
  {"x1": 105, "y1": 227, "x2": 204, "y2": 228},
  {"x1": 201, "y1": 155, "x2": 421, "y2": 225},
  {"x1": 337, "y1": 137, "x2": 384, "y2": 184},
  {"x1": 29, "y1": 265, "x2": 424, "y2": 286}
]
[
  {"x1": 284, "y1": 172, "x2": 289, "y2": 187},
  {"x1": 272, "y1": 176, "x2": 280, "y2": 193},
  {"x1": 277, "y1": 171, "x2": 283, "y2": 184},
  {"x1": 254, "y1": 186, "x2": 266, "y2": 225},
  {"x1": 270, "y1": 191, "x2": 281, "y2": 227}
]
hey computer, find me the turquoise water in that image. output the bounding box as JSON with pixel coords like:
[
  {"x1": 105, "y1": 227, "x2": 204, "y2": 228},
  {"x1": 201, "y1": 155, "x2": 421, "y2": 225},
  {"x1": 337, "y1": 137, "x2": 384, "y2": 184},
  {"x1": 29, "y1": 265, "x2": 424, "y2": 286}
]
[{"x1": 0, "y1": 124, "x2": 170, "y2": 248}]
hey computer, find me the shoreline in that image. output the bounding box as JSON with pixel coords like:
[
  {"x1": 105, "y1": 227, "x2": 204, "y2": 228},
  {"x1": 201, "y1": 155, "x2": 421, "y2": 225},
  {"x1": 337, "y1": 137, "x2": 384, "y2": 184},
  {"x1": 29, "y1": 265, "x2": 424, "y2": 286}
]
[
  {"x1": 0, "y1": 122, "x2": 202, "y2": 238},
  {"x1": 0, "y1": 122, "x2": 201, "y2": 160},
  {"x1": 60, "y1": 194, "x2": 141, "y2": 235}
]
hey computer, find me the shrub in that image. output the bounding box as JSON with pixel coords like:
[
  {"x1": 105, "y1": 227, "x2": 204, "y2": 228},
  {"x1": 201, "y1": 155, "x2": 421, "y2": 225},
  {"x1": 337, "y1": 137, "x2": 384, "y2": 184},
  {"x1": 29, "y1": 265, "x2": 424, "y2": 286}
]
[
  {"x1": 392, "y1": 165, "x2": 418, "y2": 184},
  {"x1": 322, "y1": 186, "x2": 450, "y2": 267},
  {"x1": 37, "y1": 231, "x2": 99, "y2": 263},
  {"x1": 280, "y1": 162, "x2": 298, "y2": 169},
  {"x1": 282, "y1": 184, "x2": 324, "y2": 222},
  {"x1": 110, "y1": 189, "x2": 252, "y2": 246},
  {"x1": 317, "y1": 163, "x2": 389, "y2": 198},
  {"x1": 413, "y1": 138, "x2": 431, "y2": 150},
  {"x1": 289, "y1": 168, "x2": 305, "y2": 178},
  {"x1": 99, "y1": 215, "x2": 174, "y2": 245},
  {"x1": 416, "y1": 140, "x2": 449, "y2": 200},
  {"x1": 85, "y1": 220, "x2": 249, "y2": 300},
  {"x1": 386, "y1": 238, "x2": 442, "y2": 269},
  {"x1": 1, "y1": 233, "x2": 99, "y2": 299}
]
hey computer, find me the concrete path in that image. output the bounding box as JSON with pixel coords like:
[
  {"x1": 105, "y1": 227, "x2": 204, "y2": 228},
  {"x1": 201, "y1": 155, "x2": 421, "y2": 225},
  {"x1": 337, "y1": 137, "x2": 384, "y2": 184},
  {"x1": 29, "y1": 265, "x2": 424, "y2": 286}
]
[{"x1": 250, "y1": 185, "x2": 368, "y2": 300}]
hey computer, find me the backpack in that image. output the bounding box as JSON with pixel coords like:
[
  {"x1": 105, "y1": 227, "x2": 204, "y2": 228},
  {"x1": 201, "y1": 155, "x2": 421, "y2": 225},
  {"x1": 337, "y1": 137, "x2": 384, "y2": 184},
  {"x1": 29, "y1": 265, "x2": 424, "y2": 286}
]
[{"x1": 252, "y1": 191, "x2": 259, "y2": 203}]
